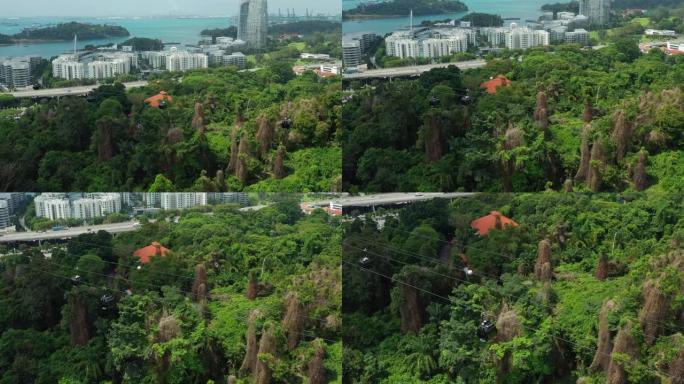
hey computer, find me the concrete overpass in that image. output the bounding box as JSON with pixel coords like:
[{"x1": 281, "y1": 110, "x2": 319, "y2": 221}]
[
  {"x1": 343, "y1": 60, "x2": 487, "y2": 80},
  {"x1": 304, "y1": 193, "x2": 476, "y2": 214},
  {"x1": 0, "y1": 221, "x2": 142, "y2": 243},
  {"x1": 9, "y1": 80, "x2": 148, "y2": 99}
]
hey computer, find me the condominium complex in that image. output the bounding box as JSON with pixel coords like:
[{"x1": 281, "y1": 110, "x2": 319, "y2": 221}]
[
  {"x1": 34, "y1": 193, "x2": 122, "y2": 221},
  {"x1": 504, "y1": 24, "x2": 550, "y2": 50},
  {"x1": 140, "y1": 48, "x2": 209, "y2": 72},
  {"x1": 238, "y1": 0, "x2": 268, "y2": 49},
  {"x1": 52, "y1": 52, "x2": 137, "y2": 80},
  {"x1": 160, "y1": 192, "x2": 208, "y2": 210},
  {"x1": 342, "y1": 39, "x2": 362, "y2": 67},
  {"x1": 0, "y1": 200, "x2": 10, "y2": 230},
  {"x1": 385, "y1": 27, "x2": 475, "y2": 59},
  {"x1": 167, "y1": 48, "x2": 209, "y2": 72},
  {"x1": 0, "y1": 56, "x2": 40, "y2": 88},
  {"x1": 579, "y1": 0, "x2": 611, "y2": 25}
]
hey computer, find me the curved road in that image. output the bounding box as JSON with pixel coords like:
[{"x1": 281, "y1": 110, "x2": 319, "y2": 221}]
[
  {"x1": 9, "y1": 80, "x2": 148, "y2": 99},
  {"x1": 343, "y1": 60, "x2": 487, "y2": 80}
]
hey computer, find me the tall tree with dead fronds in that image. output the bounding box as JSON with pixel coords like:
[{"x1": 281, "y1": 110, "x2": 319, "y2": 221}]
[
  {"x1": 192, "y1": 263, "x2": 208, "y2": 305},
  {"x1": 583, "y1": 99, "x2": 593, "y2": 123},
  {"x1": 274, "y1": 145, "x2": 286, "y2": 179},
  {"x1": 534, "y1": 239, "x2": 553, "y2": 282},
  {"x1": 534, "y1": 90, "x2": 549, "y2": 132},
  {"x1": 639, "y1": 280, "x2": 668, "y2": 345},
  {"x1": 424, "y1": 112, "x2": 444, "y2": 162},
  {"x1": 246, "y1": 272, "x2": 258, "y2": 300},
  {"x1": 612, "y1": 109, "x2": 632, "y2": 163},
  {"x1": 607, "y1": 320, "x2": 637, "y2": 384},
  {"x1": 282, "y1": 292, "x2": 304, "y2": 350},
  {"x1": 255, "y1": 323, "x2": 277, "y2": 384},
  {"x1": 227, "y1": 126, "x2": 239, "y2": 173},
  {"x1": 235, "y1": 133, "x2": 250, "y2": 183},
  {"x1": 239, "y1": 309, "x2": 261, "y2": 375},
  {"x1": 308, "y1": 340, "x2": 326, "y2": 384},
  {"x1": 255, "y1": 115, "x2": 274, "y2": 158},
  {"x1": 192, "y1": 101, "x2": 206, "y2": 135},
  {"x1": 588, "y1": 137, "x2": 606, "y2": 192},
  {"x1": 69, "y1": 292, "x2": 90, "y2": 346},
  {"x1": 589, "y1": 299, "x2": 615, "y2": 373},
  {"x1": 575, "y1": 124, "x2": 592, "y2": 181},
  {"x1": 633, "y1": 150, "x2": 648, "y2": 191}
]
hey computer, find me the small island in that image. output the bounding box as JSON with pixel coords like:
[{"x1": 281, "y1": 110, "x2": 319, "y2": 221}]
[
  {"x1": 343, "y1": 0, "x2": 469, "y2": 20},
  {"x1": 10, "y1": 22, "x2": 130, "y2": 43}
]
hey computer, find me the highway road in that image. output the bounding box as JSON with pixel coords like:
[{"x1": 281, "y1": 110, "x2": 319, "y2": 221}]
[
  {"x1": 335, "y1": 192, "x2": 476, "y2": 208},
  {"x1": 343, "y1": 60, "x2": 487, "y2": 80},
  {"x1": 304, "y1": 192, "x2": 476, "y2": 211},
  {"x1": 0, "y1": 221, "x2": 141, "y2": 243},
  {"x1": 9, "y1": 80, "x2": 148, "y2": 99}
]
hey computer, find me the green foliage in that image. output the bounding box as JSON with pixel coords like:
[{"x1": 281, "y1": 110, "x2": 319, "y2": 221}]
[
  {"x1": 12, "y1": 22, "x2": 129, "y2": 41},
  {"x1": 1, "y1": 64, "x2": 340, "y2": 191},
  {"x1": 344, "y1": 193, "x2": 684, "y2": 383},
  {"x1": 343, "y1": 0, "x2": 468, "y2": 19},
  {"x1": 0, "y1": 199, "x2": 341, "y2": 383},
  {"x1": 344, "y1": 42, "x2": 684, "y2": 193}
]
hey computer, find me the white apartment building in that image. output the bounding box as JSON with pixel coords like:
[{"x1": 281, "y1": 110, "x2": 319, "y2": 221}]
[
  {"x1": 385, "y1": 28, "x2": 473, "y2": 59},
  {"x1": 505, "y1": 24, "x2": 550, "y2": 49},
  {"x1": 0, "y1": 60, "x2": 31, "y2": 88},
  {"x1": 34, "y1": 193, "x2": 122, "y2": 221},
  {"x1": 160, "y1": 193, "x2": 208, "y2": 210},
  {"x1": 87, "y1": 58, "x2": 128, "y2": 80},
  {"x1": 167, "y1": 48, "x2": 209, "y2": 72},
  {"x1": 0, "y1": 200, "x2": 10, "y2": 230},
  {"x1": 52, "y1": 55, "x2": 86, "y2": 80},
  {"x1": 34, "y1": 193, "x2": 71, "y2": 221}
]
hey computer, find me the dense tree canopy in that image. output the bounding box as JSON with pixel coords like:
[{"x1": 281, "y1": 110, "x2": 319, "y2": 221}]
[
  {"x1": 343, "y1": 40, "x2": 684, "y2": 193},
  {"x1": 0, "y1": 199, "x2": 341, "y2": 383},
  {"x1": 344, "y1": 193, "x2": 684, "y2": 383},
  {"x1": 0, "y1": 63, "x2": 341, "y2": 192}
]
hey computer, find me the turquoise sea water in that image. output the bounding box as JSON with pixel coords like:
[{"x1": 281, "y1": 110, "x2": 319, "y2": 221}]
[
  {"x1": 0, "y1": 16, "x2": 234, "y2": 58},
  {"x1": 343, "y1": 0, "x2": 550, "y2": 35}
]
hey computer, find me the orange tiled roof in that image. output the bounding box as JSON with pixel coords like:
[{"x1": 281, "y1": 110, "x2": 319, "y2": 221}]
[
  {"x1": 144, "y1": 91, "x2": 173, "y2": 108},
  {"x1": 133, "y1": 241, "x2": 170, "y2": 264},
  {"x1": 480, "y1": 75, "x2": 512, "y2": 94},
  {"x1": 470, "y1": 211, "x2": 519, "y2": 236}
]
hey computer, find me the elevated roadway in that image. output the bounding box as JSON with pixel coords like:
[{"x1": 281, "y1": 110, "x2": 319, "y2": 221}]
[
  {"x1": 9, "y1": 80, "x2": 148, "y2": 99},
  {"x1": 343, "y1": 60, "x2": 487, "y2": 80}
]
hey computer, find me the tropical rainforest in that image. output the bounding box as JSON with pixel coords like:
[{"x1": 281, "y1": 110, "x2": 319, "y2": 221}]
[
  {"x1": 0, "y1": 54, "x2": 341, "y2": 192},
  {"x1": 342, "y1": 19, "x2": 684, "y2": 193},
  {"x1": 343, "y1": 193, "x2": 684, "y2": 383},
  {"x1": 0, "y1": 197, "x2": 342, "y2": 384}
]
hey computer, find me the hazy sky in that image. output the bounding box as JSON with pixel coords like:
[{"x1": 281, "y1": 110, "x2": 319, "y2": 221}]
[{"x1": 0, "y1": 0, "x2": 341, "y2": 17}]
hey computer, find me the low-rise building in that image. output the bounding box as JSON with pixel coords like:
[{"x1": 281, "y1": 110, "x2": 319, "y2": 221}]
[{"x1": 645, "y1": 29, "x2": 676, "y2": 36}]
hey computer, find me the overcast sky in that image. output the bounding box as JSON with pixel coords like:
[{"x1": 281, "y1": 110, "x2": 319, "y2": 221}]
[{"x1": 0, "y1": 0, "x2": 341, "y2": 18}]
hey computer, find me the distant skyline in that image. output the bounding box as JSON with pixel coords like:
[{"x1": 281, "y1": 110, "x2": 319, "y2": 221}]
[{"x1": 0, "y1": 0, "x2": 341, "y2": 18}]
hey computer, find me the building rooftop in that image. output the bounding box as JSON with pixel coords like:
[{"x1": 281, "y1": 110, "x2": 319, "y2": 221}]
[
  {"x1": 480, "y1": 75, "x2": 512, "y2": 94},
  {"x1": 133, "y1": 241, "x2": 170, "y2": 264},
  {"x1": 144, "y1": 91, "x2": 173, "y2": 108},
  {"x1": 470, "y1": 211, "x2": 519, "y2": 236}
]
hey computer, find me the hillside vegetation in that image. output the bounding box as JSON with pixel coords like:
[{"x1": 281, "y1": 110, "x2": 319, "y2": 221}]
[
  {"x1": 0, "y1": 200, "x2": 341, "y2": 383},
  {"x1": 0, "y1": 62, "x2": 341, "y2": 192},
  {"x1": 12, "y1": 22, "x2": 130, "y2": 41},
  {"x1": 343, "y1": 194, "x2": 684, "y2": 383},
  {"x1": 343, "y1": 40, "x2": 684, "y2": 193},
  {"x1": 343, "y1": 0, "x2": 468, "y2": 19}
]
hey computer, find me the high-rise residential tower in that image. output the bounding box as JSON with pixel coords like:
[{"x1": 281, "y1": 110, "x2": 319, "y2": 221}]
[
  {"x1": 238, "y1": 0, "x2": 268, "y2": 49},
  {"x1": 579, "y1": 0, "x2": 611, "y2": 26}
]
